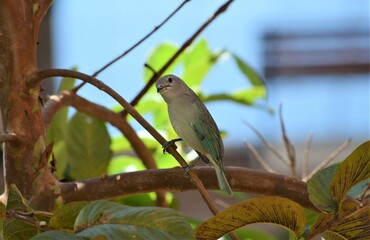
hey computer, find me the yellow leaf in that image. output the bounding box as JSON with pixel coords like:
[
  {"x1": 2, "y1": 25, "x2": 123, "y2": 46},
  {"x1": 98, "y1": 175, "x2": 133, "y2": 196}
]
[{"x1": 194, "y1": 196, "x2": 305, "y2": 240}]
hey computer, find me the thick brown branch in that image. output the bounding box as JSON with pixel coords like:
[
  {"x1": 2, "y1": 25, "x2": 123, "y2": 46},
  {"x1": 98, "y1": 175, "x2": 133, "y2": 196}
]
[
  {"x1": 128, "y1": 0, "x2": 234, "y2": 109},
  {"x1": 0, "y1": 133, "x2": 18, "y2": 142},
  {"x1": 59, "y1": 166, "x2": 316, "y2": 211}
]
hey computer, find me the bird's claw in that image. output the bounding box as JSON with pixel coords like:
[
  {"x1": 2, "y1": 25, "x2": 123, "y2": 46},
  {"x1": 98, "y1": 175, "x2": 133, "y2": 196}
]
[
  {"x1": 162, "y1": 138, "x2": 183, "y2": 154},
  {"x1": 182, "y1": 164, "x2": 191, "y2": 175}
]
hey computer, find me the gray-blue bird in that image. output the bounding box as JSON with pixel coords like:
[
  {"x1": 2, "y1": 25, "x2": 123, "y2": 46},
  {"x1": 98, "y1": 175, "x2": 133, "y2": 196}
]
[{"x1": 156, "y1": 74, "x2": 233, "y2": 195}]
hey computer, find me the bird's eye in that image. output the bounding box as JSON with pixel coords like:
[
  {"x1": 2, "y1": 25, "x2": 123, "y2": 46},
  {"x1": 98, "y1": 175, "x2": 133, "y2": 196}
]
[{"x1": 168, "y1": 77, "x2": 172, "y2": 83}]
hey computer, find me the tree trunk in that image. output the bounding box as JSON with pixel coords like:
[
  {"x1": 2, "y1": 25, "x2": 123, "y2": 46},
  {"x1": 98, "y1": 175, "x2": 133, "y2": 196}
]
[{"x1": 0, "y1": 0, "x2": 54, "y2": 209}]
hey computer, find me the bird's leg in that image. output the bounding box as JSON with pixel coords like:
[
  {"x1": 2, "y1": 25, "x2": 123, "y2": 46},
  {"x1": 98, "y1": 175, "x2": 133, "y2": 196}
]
[
  {"x1": 182, "y1": 158, "x2": 201, "y2": 175},
  {"x1": 162, "y1": 138, "x2": 183, "y2": 154}
]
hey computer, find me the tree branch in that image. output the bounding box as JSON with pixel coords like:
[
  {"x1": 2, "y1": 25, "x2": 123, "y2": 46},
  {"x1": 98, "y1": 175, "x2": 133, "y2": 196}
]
[
  {"x1": 244, "y1": 142, "x2": 277, "y2": 173},
  {"x1": 303, "y1": 139, "x2": 352, "y2": 181},
  {"x1": 302, "y1": 133, "x2": 313, "y2": 180},
  {"x1": 59, "y1": 166, "x2": 316, "y2": 211},
  {"x1": 42, "y1": 91, "x2": 157, "y2": 170},
  {"x1": 31, "y1": 69, "x2": 220, "y2": 215},
  {"x1": 243, "y1": 120, "x2": 291, "y2": 166},
  {"x1": 43, "y1": 91, "x2": 168, "y2": 206},
  {"x1": 92, "y1": 0, "x2": 190, "y2": 78},
  {"x1": 128, "y1": 0, "x2": 234, "y2": 109},
  {"x1": 0, "y1": 133, "x2": 18, "y2": 142},
  {"x1": 279, "y1": 104, "x2": 297, "y2": 177},
  {"x1": 33, "y1": 0, "x2": 53, "y2": 31}
]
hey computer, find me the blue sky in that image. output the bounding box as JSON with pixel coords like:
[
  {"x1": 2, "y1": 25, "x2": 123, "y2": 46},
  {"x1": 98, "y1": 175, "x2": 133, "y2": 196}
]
[{"x1": 51, "y1": 0, "x2": 369, "y2": 147}]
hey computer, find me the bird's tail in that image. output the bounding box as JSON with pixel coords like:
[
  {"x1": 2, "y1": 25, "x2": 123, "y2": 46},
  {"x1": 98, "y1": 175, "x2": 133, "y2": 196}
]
[{"x1": 215, "y1": 165, "x2": 233, "y2": 195}]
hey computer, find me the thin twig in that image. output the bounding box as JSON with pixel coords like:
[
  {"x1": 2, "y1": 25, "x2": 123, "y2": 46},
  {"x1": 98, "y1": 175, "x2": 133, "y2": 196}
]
[
  {"x1": 93, "y1": 0, "x2": 190, "y2": 78},
  {"x1": 303, "y1": 139, "x2": 352, "y2": 181},
  {"x1": 279, "y1": 104, "x2": 297, "y2": 177},
  {"x1": 128, "y1": 0, "x2": 234, "y2": 109},
  {"x1": 302, "y1": 133, "x2": 313, "y2": 179},
  {"x1": 144, "y1": 63, "x2": 157, "y2": 75},
  {"x1": 244, "y1": 142, "x2": 276, "y2": 173},
  {"x1": 243, "y1": 120, "x2": 291, "y2": 166},
  {"x1": 30, "y1": 68, "x2": 221, "y2": 217},
  {"x1": 72, "y1": 0, "x2": 190, "y2": 92},
  {"x1": 0, "y1": 133, "x2": 17, "y2": 142},
  {"x1": 6, "y1": 210, "x2": 51, "y2": 231}
]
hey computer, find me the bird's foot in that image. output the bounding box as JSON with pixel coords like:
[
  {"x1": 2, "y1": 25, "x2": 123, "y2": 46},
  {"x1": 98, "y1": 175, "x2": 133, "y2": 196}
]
[
  {"x1": 182, "y1": 164, "x2": 192, "y2": 175},
  {"x1": 162, "y1": 138, "x2": 183, "y2": 154},
  {"x1": 181, "y1": 158, "x2": 200, "y2": 175}
]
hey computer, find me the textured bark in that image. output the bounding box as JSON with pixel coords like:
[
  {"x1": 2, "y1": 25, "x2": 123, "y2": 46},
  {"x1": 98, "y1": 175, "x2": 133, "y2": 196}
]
[
  {"x1": 0, "y1": 0, "x2": 55, "y2": 207},
  {"x1": 59, "y1": 167, "x2": 316, "y2": 211}
]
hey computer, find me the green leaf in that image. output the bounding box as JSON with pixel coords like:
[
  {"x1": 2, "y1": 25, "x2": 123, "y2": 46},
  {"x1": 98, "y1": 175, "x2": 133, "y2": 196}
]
[
  {"x1": 309, "y1": 201, "x2": 370, "y2": 239},
  {"x1": 74, "y1": 200, "x2": 194, "y2": 240},
  {"x1": 51, "y1": 141, "x2": 69, "y2": 179},
  {"x1": 66, "y1": 112, "x2": 112, "y2": 180},
  {"x1": 49, "y1": 202, "x2": 89, "y2": 231},
  {"x1": 110, "y1": 136, "x2": 131, "y2": 152},
  {"x1": 144, "y1": 42, "x2": 183, "y2": 83},
  {"x1": 347, "y1": 179, "x2": 370, "y2": 199},
  {"x1": 320, "y1": 232, "x2": 347, "y2": 240},
  {"x1": 46, "y1": 107, "x2": 69, "y2": 146},
  {"x1": 235, "y1": 228, "x2": 279, "y2": 240},
  {"x1": 77, "y1": 224, "x2": 168, "y2": 239},
  {"x1": 307, "y1": 164, "x2": 340, "y2": 213},
  {"x1": 46, "y1": 67, "x2": 77, "y2": 146},
  {"x1": 46, "y1": 68, "x2": 78, "y2": 178},
  {"x1": 202, "y1": 86, "x2": 266, "y2": 106},
  {"x1": 182, "y1": 38, "x2": 213, "y2": 89},
  {"x1": 195, "y1": 196, "x2": 306, "y2": 240},
  {"x1": 30, "y1": 231, "x2": 84, "y2": 240},
  {"x1": 330, "y1": 140, "x2": 370, "y2": 205},
  {"x1": 74, "y1": 201, "x2": 126, "y2": 231},
  {"x1": 3, "y1": 185, "x2": 38, "y2": 240},
  {"x1": 114, "y1": 193, "x2": 157, "y2": 207},
  {"x1": 5, "y1": 184, "x2": 31, "y2": 212},
  {"x1": 135, "y1": 97, "x2": 169, "y2": 129},
  {"x1": 304, "y1": 208, "x2": 319, "y2": 228},
  {"x1": 107, "y1": 155, "x2": 145, "y2": 174},
  {"x1": 232, "y1": 53, "x2": 266, "y2": 87}
]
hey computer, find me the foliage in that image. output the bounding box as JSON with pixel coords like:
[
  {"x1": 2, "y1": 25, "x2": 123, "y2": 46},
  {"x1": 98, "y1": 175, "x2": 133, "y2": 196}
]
[
  {"x1": 2, "y1": 140, "x2": 368, "y2": 239},
  {"x1": 2, "y1": 4, "x2": 368, "y2": 237},
  {"x1": 306, "y1": 140, "x2": 370, "y2": 239},
  {"x1": 195, "y1": 196, "x2": 306, "y2": 239},
  {"x1": 1, "y1": 186, "x2": 194, "y2": 240}
]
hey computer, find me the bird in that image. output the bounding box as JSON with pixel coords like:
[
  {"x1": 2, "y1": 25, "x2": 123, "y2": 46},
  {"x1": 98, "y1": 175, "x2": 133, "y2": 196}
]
[{"x1": 156, "y1": 74, "x2": 233, "y2": 195}]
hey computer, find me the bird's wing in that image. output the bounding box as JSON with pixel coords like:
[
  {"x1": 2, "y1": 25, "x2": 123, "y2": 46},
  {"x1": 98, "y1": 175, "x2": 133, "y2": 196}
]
[
  {"x1": 191, "y1": 103, "x2": 224, "y2": 162},
  {"x1": 195, "y1": 150, "x2": 210, "y2": 164}
]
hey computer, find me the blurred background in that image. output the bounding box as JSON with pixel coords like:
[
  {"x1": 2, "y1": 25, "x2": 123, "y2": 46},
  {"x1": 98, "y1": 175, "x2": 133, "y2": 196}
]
[{"x1": 35, "y1": 0, "x2": 369, "y2": 238}]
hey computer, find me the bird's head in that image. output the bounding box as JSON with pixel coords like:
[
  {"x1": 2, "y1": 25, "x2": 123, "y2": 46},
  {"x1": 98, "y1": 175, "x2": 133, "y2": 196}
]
[{"x1": 156, "y1": 74, "x2": 187, "y2": 101}]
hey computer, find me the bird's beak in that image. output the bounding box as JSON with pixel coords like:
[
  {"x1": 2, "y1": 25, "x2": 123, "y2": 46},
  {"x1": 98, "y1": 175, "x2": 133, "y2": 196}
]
[
  {"x1": 156, "y1": 84, "x2": 167, "y2": 93},
  {"x1": 156, "y1": 84, "x2": 163, "y2": 93}
]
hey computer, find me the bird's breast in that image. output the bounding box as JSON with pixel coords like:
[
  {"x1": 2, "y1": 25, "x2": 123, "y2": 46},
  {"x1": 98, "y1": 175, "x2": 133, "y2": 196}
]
[{"x1": 167, "y1": 101, "x2": 205, "y2": 152}]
